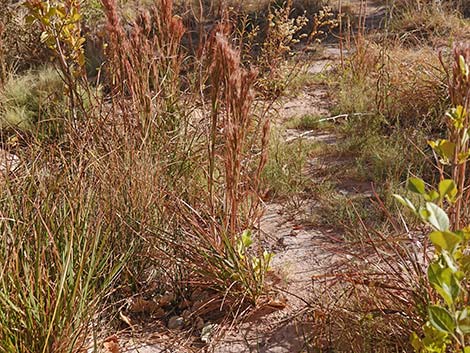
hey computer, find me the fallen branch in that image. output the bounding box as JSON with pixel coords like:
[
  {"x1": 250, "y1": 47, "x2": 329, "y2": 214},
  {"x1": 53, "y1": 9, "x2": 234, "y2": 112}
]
[
  {"x1": 318, "y1": 112, "x2": 374, "y2": 123},
  {"x1": 285, "y1": 112, "x2": 373, "y2": 143}
]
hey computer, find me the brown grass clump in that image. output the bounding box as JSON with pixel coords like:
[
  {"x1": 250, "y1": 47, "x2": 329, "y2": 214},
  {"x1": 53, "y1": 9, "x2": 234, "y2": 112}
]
[
  {"x1": 102, "y1": 0, "x2": 185, "y2": 134},
  {"x1": 99, "y1": 0, "x2": 274, "y2": 302},
  {"x1": 208, "y1": 32, "x2": 268, "y2": 234}
]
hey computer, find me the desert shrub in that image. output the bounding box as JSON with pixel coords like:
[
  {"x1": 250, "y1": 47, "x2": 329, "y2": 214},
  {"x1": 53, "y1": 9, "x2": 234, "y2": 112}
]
[
  {"x1": 393, "y1": 43, "x2": 470, "y2": 353},
  {"x1": 255, "y1": 2, "x2": 337, "y2": 95}
]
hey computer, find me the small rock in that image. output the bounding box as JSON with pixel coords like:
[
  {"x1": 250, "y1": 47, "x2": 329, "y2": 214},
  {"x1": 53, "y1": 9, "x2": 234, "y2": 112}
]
[
  {"x1": 0, "y1": 149, "x2": 20, "y2": 174},
  {"x1": 167, "y1": 316, "x2": 184, "y2": 330},
  {"x1": 200, "y1": 323, "x2": 217, "y2": 343}
]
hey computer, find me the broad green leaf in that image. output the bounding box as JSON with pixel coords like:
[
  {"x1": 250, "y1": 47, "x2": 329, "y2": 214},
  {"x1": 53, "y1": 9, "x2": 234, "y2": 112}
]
[
  {"x1": 424, "y1": 190, "x2": 440, "y2": 202},
  {"x1": 438, "y1": 180, "x2": 457, "y2": 201},
  {"x1": 393, "y1": 194, "x2": 416, "y2": 213},
  {"x1": 428, "y1": 306, "x2": 455, "y2": 333},
  {"x1": 429, "y1": 231, "x2": 461, "y2": 252},
  {"x1": 442, "y1": 251, "x2": 459, "y2": 273},
  {"x1": 440, "y1": 140, "x2": 456, "y2": 160},
  {"x1": 465, "y1": 347, "x2": 470, "y2": 353},
  {"x1": 457, "y1": 308, "x2": 470, "y2": 334},
  {"x1": 428, "y1": 139, "x2": 455, "y2": 162},
  {"x1": 425, "y1": 202, "x2": 449, "y2": 231},
  {"x1": 428, "y1": 263, "x2": 459, "y2": 306},
  {"x1": 408, "y1": 177, "x2": 426, "y2": 194},
  {"x1": 427, "y1": 262, "x2": 443, "y2": 286},
  {"x1": 420, "y1": 207, "x2": 431, "y2": 221}
]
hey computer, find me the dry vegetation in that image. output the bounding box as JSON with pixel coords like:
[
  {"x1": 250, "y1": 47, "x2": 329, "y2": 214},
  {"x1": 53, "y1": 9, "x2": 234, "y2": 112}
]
[{"x1": 0, "y1": 0, "x2": 470, "y2": 352}]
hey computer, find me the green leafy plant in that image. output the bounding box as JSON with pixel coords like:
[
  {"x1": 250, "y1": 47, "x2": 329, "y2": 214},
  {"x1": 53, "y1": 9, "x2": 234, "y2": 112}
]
[
  {"x1": 236, "y1": 230, "x2": 274, "y2": 286},
  {"x1": 395, "y1": 176, "x2": 469, "y2": 352},
  {"x1": 25, "y1": 0, "x2": 87, "y2": 122},
  {"x1": 394, "y1": 44, "x2": 470, "y2": 353}
]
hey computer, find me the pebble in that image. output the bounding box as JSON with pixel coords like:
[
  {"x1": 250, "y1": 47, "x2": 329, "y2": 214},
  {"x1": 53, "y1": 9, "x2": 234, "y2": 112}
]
[{"x1": 0, "y1": 149, "x2": 19, "y2": 174}]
